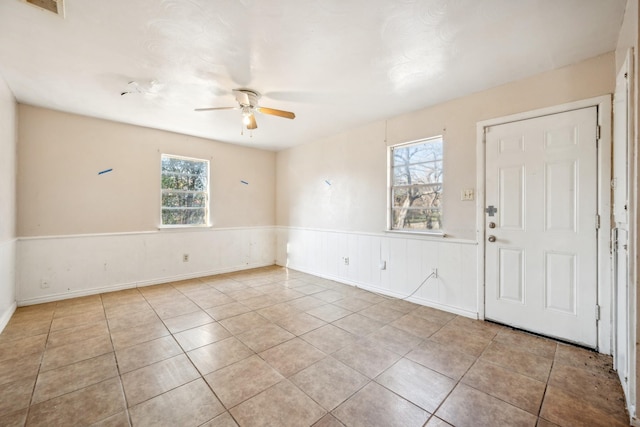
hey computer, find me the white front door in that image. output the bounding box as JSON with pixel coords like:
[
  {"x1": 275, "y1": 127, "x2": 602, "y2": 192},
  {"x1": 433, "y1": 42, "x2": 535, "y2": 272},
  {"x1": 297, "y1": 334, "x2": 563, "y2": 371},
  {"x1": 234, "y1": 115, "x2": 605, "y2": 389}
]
[{"x1": 484, "y1": 107, "x2": 599, "y2": 348}]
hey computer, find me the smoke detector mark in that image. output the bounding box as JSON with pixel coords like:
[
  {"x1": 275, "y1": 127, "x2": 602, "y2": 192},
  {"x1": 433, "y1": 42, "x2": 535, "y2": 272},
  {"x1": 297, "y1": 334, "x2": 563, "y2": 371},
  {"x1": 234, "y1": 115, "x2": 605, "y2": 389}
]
[{"x1": 22, "y1": 0, "x2": 65, "y2": 17}]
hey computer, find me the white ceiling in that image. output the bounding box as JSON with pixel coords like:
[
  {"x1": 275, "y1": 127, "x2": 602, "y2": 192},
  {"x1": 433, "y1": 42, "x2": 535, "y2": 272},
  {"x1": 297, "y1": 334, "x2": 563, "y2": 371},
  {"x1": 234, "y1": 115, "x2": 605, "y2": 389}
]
[{"x1": 0, "y1": 0, "x2": 627, "y2": 150}]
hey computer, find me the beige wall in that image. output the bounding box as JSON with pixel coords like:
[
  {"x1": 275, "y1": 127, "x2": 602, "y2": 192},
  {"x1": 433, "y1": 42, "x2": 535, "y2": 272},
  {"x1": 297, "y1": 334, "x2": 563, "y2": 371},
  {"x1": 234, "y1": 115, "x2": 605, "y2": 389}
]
[
  {"x1": 277, "y1": 52, "x2": 616, "y2": 240},
  {"x1": 17, "y1": 106, "x2": 276, "y2": 237}
]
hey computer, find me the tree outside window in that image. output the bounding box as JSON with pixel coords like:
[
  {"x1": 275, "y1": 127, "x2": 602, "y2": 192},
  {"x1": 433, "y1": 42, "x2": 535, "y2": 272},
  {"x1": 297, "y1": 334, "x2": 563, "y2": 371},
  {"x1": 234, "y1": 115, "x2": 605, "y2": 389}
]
[
  {"x1": 390, "y1": 137, "x2": 443, "y2": 231},
  {"x1": 161, "y1": 154, "x2": 209, "y2": 226}
]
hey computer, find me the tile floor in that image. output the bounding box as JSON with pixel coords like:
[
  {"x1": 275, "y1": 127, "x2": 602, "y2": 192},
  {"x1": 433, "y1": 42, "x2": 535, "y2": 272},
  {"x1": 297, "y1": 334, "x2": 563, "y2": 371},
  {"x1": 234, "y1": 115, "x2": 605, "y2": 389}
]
[{"x1": 0, "y1": 266, "x2": 630, "y2": 427}]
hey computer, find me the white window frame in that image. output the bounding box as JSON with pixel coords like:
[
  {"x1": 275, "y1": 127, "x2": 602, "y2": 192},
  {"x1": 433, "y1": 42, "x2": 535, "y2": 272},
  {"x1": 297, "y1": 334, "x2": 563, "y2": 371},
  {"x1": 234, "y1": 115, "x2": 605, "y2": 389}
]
[
  {"x1": 388, "y1": 136, "x2": 444, "y2": 235},
  {"x1": 160, "y1": 153, "x2": 210, "y2": 228}
]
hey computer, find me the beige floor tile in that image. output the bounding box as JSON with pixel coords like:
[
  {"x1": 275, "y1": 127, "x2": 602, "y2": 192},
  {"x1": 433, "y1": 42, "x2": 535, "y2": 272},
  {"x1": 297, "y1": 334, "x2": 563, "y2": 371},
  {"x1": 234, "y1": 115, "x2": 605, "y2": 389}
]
[
  {"x1": 461, "y1": 359, "x2": 546, "y2": 415},
  {"x1": 100, "y1": 288, "x2": 145, "y2": 307},
  {"x1": 226, "y1": 288, "x2": 264, "y2": 301},
  {"x1": 104, "y1": 301, "x2": 153, "y2": 319},
  {"x1": 312, "y1": 413, "x2": 346, "y2": 427},
  {"x1": 425, "y1": 416, "x2": 453, "y2": 426},
  {"x1": 121, "y1": 354, "x2": 200, "y2": 407},
  {"x1": 436, "y1": 384, "x2": 537, "y2": 427},
  {"x1": 548, "y1": 363, "x2": 627, "y2": 417},
  {"x1": 275, "y1": 312, "x2": 327, "y2": 336},
  {"x1": 429, "y1": 324, "x2": 494, "y2": 357},
  {"x1": 493, "y1": 329, "x2": 557, "y2": 359},
  {"x1": 292, "y1": 284, "x2": 326, "y2": 295},
  {"x1": 390, "y1": 314, "x2": 444, "y2": 340},
  {"x1": 376, "y1": 358, "x2": 456, "y2": 413},
  {"x1": 313, "y1": 290, "x2": 345, "y2": 303},
  {"x1": 89, "y1": 410, "x2": 131, "y2": 426},
  {"x1": 109, "y1": 320, "x2": 169, "y2": 350},
  {"x1": 206, "y1": 302, "x2": 252, "y2": 321},
  {"x1": 333, "y1": 313, "x2": 384, "y2": 337},
  {"x1": 0, "y1": 333, "x2": 47, "y2": 362},
  {"x1": 162, "y1": 310, "x2": 214, "y2": 334},
  {"x1": 291, "y1": 356, "x2": 368, "y2": 410},
  {"x1": 260, "y1": 337, "x2": 326, "y2": 377},
  {"x1": 115, "y1": 335, "x2": 183, "y2": 374},
  {"x1": 480, "y1": 341, "x2": 553, "y2": 383},
  {"x1": 54, "y1": 301, "x2": 103, "y2": 319},
  {"x1": 187, "y1": 336, "x2": 254, "y2": 375},
  {"x1": 106, "y1": 309, "x2": 160, "y2": 332},
  {"x1": 240, "y1": 295, "x2": 281, "y2": 310},
  {"x1": 257, "y1": 302, "x2": 301, "y2": 321},
  {"x1": 540, "y1": 385, "x2": 629, "y2": 427},
  {"x1": 333, "y1": 382, "x2": 429, "y2": 427},
  {"x1": 0, "y1": 377, "x2": 35, "y2": 417},
  {"x1": 187, "y1": 291, "x2": 236, "y2": 309},
  {"x1": 236, "y1": 323, "x2": 295, "y2": 352},
  {"x1": 27, "y1": 377, "x2": 127, "y2": 427},
  {"x1": 129, "y1": 378, "x2": 224, "y2": 427},
  {"x1": 307, "y1": 304, "x2": 352, "y2": 323},
  {"x1": 174, "y1": 322, "x2": 231, "y2": 351},
  {"x1": 359, "y1": 304, "x2": 405, "y2": 323},
  {"x1": 50, "y1": 309, "x2": 106, "y2": 331},
  {"x1": 33, "y1": 352, "x2": 119, "y2": 404},
  {"x1": 554, "y1": 343, "x2": 617, "y2": 376},
  {"x1": 0, "y1": 318, "x2": 52, "y2": 342},
  {"x1": 332, "y1": 296, "x2": 374, "y2": 312},
  {"x1": 0, "y1": 408, "x2": 28, "y2": 427},
  {"x1": 46, "y1": 320, "x2": 110, "y2": 348},
  {"x1": 204, "y1": 355, "x2": 284, "y2": 408},
  {"x1": 150, "y1": 299, "x2": 201, "y2": 320},
  {"x1": 209, "y1": 280, "x2": 249, "y2": 293},
  {"x1": 41, "y1": 334, "x2": 113, "y2": 371},
  {"x1": 200, "y1": 411, "x2": 238, "y2": 427},
  {"x1": 0, "y1": 351, "x2": 42, "y2": 386},
  {"x1": 230, "y1": 380, "x2": 326, "y2": 427},
  {"x1": 406, "y1": 340, "x2": 476, "y2": 380},
  {"x1": 219, "y1": 312, "x2": 270, "y2": 335},
  {"x1": 378, "y1": 298, "x2": 419, "y2": 314},
  {"x1": 266, "y1": 289, "x2": 306, "y2": 303},
  {"x1": 361, "y1": 324, "x2": 423, "y2": 355},
  {"x1": 410, "y1": 306, "x2": 456, "y2": 325},
  {"x1": 333, "y1": 340, "x2": 401, "y2": 378},
  {"x1": 300, "y1": 324, "x2": 358, "y2": 354},
  {"x1": 286, "y1": 295, "x2": 326, "y2": 311}
]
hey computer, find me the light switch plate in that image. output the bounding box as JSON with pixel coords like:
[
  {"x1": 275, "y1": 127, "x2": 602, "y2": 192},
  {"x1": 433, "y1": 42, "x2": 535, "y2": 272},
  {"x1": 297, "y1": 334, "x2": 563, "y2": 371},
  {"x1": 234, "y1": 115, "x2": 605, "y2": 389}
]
[{"x1": 461, "y1": 188, "x2": 474, "y2": 201}]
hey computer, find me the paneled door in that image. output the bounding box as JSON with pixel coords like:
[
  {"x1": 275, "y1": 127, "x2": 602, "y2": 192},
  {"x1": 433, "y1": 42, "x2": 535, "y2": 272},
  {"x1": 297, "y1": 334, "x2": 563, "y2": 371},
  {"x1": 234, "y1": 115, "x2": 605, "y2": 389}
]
[{"x1": 484, "y1": 107, "x2": 599, "y2": 348}]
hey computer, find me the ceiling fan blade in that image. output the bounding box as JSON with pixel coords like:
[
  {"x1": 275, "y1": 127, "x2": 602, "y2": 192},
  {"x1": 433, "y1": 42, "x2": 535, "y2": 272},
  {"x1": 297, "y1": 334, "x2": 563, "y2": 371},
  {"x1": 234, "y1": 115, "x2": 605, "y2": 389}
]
[
  {"x1": 194, "y1": 106, "x2": 238, "y2": 112},
  {"x1": 257, "y1": 107, "x2": 296, "y2": 119},
  {"x1": 247, "y1": 114, "x2": 258, "y2": 130}
]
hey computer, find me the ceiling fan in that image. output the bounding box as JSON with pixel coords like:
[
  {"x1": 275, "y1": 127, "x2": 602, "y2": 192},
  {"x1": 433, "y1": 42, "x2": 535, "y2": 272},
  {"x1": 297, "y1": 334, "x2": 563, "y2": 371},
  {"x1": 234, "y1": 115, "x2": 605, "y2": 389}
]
[{"x1": 195, "y1": 88, "x2": 295, "y2": 130}]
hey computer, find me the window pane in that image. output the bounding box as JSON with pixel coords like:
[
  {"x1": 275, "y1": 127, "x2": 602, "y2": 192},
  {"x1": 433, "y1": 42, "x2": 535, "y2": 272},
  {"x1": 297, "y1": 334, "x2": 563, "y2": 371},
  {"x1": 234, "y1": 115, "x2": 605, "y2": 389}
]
[
  {"x1": 161, "y1": 154, "x2": 209, "y2": 226},
  {"x1": 392, "y1": 208, "x2": 442, "y2": 230},
  {"x1": 162, "y1": 192, "x2": 207, "y2": 208},
  {"x1": 162, "y1": 208, "x2": 206, "y2": 225},
  {"x1": 389, "y1": 136, "x2": 443, "y2": 232}
]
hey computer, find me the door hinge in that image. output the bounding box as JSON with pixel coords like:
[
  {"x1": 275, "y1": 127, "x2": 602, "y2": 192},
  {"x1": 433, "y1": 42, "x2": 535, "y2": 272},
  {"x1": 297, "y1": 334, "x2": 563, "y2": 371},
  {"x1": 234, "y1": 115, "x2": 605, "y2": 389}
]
[
  {"x1": 595, "y1": 214, "x2": 600, "y2": 229},
  {"x1": 596, "y1": 125, "x2": 601, "y2": 140},
  {"x1": 595, "y1": 304, "x2": 601, "y2": 321}
]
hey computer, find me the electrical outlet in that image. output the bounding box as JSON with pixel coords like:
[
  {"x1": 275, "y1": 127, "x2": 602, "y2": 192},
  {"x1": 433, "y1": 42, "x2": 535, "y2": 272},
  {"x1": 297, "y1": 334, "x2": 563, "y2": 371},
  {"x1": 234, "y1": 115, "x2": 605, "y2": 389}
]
[
  {"x1": 343, "y1": 257, "x2": 349, "y2": 266},
  {"x1": 40, "y1": 279, "x2": 49, "y2": 289},
  {"x1": 431, "y1": 268, "x2": 438, "y2": 278},
  {"x1": 379, "y1": 260, "x2": 387, "y2": 270},
  {"x1": 183, "y1": 254, "x2": 189, "y2": 262}
]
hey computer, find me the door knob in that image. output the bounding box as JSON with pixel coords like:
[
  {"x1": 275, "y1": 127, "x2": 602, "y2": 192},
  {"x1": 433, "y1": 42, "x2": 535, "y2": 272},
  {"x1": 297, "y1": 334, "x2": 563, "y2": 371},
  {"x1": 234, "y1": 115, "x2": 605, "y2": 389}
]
[{"x1": 488, "y1": 235, "x2": 496, "y2": 242}]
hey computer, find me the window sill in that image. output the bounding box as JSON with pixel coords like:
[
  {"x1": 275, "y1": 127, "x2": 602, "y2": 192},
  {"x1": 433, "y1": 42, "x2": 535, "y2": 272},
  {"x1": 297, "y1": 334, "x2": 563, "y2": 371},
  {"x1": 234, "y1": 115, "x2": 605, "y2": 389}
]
[
  {"x1": 157, "y1": 224, "x2": 213, "y2": 231},
  {"x1": 385, "y1": 229, "x2": 446, "y2": 238}
]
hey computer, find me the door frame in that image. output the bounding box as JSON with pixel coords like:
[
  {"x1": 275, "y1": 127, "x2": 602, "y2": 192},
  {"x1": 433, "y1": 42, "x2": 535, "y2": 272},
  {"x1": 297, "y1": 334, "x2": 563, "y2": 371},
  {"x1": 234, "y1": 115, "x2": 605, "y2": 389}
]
[{"x1": 475, "y1": 95, "x2": 612, "y2": 354}]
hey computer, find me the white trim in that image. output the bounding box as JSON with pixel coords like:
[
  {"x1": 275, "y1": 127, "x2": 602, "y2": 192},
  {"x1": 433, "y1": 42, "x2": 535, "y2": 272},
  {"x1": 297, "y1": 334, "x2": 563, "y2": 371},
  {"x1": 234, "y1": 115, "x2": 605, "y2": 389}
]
[
  {"x1": 279, "y1": 226, "x2": 477, "y2": 246},
  {"x1": 17, "y1": 261, "x2": 274, "y2": 306},
  {"x1": 17, "y1": 226, "x2": 276, "y2": 241},
  {"x1": 476, "y1": 95, "x2": 613, "y2": 354},
  {"x1": 0, "y1": 301, "x2": 16, "y2": 334}
]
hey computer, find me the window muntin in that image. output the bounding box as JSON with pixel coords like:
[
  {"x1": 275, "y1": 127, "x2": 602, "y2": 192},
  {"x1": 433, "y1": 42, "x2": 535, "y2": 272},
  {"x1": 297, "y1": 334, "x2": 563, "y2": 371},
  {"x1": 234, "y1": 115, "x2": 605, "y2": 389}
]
[
  {"x1": 389, "y1": 137, "x2": 443, "y2": 231},
  {"x1": 161, "y1": 154, "x2": 209, "y2": 226}
]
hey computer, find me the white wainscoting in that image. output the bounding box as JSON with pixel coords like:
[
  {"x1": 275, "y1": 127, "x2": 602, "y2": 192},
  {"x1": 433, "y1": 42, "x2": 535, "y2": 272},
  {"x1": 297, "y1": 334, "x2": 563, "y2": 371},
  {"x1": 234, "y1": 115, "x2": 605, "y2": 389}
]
[
  {"x1": 0, "y1": 238, "x2": 16, "y2": 333},
  {"x1": 16, "y1": 227, "x2": 276, "y2": 306},
  {"x1": 276, "y1": 227, "x2": 479, "y2": 318}
]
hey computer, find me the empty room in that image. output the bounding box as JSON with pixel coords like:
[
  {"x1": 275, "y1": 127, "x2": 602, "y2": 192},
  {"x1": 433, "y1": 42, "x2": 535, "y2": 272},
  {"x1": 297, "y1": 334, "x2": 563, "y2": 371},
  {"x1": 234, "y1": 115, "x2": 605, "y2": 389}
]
[{"x1": 0, "y1": 0, "x2": 639, "y2": 426}]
